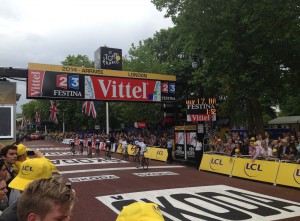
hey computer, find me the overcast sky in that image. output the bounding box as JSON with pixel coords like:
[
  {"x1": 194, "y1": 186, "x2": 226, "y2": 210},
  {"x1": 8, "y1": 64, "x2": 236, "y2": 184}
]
[{"x1": 0, "y1": 0, "x2": 173, "y2": 113}]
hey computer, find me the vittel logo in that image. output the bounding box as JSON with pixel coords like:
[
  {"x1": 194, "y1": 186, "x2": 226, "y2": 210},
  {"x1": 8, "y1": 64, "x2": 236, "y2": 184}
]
[
  {"x1": 244, "y1": 163, "x2": 263, "y2": 177},
  {"x1": 97, "y1": 79, "x2": 147, "y2": 99}
]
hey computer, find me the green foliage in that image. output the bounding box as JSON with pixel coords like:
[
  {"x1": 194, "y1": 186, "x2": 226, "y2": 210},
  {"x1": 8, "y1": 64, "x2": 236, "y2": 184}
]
[{"x1": 151, "y1": 0, "x2": 300, "y2": 131}]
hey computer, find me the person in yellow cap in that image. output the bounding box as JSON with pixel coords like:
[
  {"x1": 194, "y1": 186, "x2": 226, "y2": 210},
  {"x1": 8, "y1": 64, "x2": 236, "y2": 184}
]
[
  {"x1": 116, "y1": 202, "x2": 165, "y2": 221},
  {"x1": 13, "y1": 144, "x2": 31, "y2": 177},
  {"x1": 0, "y1": 158, "x2": 53, "y2": 221}
]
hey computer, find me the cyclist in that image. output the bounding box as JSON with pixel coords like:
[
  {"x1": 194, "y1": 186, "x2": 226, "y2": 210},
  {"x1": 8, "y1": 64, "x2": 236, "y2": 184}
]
[
  {"x1": 86, "y1": 136, "x2": 92, "y2": 158},
  {"x1": 105, "y1": 138, "x2": 112, "y2": 160},
  {"x1": 95, "y1": 136, "x2": 101, "y2": 156},
  {"x1": 121, "y1": 137, "x2": 129, "y2": 160},
  {"x1": 78, "y1": 138, "x2": 84, "y2": 154},
  {"x1": 69, "y1": 137, "x2": 76, "y2": 155},
  {"x1": 136, "y1": 138, "x2": 147, "y2": 168}
]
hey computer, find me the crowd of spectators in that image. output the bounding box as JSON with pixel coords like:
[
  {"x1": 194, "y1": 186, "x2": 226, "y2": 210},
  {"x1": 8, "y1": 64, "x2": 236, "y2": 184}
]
[
  {"x1": 45, "y1": 130, "x2": 171, "y2": 149},
  {"x1": 209, "y1": 130, "x2": 300, "y2": 163}
]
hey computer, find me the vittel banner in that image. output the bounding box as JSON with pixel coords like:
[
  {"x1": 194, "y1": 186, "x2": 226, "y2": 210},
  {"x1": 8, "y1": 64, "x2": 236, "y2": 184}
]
[
  {"x1": 85, "y1": 75, "x2": 161, "y2": 102},
  {"x1": 27, "y1": 63, "x2": 176, "y2": 102}
]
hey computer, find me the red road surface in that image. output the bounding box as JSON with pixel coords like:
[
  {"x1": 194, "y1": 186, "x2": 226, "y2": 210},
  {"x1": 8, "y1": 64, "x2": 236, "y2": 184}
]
[{"x1": 23, "y1": 140, "x2": 300, "y2": 221}]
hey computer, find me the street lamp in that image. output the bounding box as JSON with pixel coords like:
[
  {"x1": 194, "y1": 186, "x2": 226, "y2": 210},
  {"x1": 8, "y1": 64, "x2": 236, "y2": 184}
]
[{"x1": 191, "y1": 55, "x2": 202, "y2": 69}]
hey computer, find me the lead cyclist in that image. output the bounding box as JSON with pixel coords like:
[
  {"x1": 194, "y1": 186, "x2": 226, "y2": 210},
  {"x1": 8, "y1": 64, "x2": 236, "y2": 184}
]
[{"x1": 136, "y1": 139, "x2": 147, "y2": 167}]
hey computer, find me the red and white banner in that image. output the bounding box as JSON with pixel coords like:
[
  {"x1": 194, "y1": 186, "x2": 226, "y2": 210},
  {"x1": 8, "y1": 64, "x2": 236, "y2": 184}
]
[
  {"x1": 27, "y1": 70, "x2": 45, "y2": 97},
  {"x1": 187, "y1": 114, "x2": 216, "y2": 122},
  {"x1": 134, "y1": 122, "x2": 147, "y2": 128},
  {"x1": 85, "y1": 76, "x2": 161, "y2": 102},
  {"x1": 82, "y1": 101, "x2": 97, "y2": 119}
]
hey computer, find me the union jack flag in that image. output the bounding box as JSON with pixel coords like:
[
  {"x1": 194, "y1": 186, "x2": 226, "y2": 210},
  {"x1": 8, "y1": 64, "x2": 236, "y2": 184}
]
[
  {"x1": 35, "y1": 111, "x2": 40, "y2": 124},
  {"x1": 49, "y1": 100, "x2": 59, "y2": 124},
  {"x1": 82, "y1": 101, "x2": 97, "y2": 119}
]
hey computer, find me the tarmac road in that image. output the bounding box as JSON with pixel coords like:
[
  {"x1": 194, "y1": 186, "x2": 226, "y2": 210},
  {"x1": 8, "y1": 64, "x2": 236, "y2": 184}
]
[{"x1": 23, "y1": 140, "x2": 300, "y2": 221}]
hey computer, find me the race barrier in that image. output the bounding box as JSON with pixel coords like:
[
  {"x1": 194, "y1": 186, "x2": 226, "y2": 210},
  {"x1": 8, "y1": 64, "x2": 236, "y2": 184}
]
[
  {"x1": 200, "y1": 153, "x2": 300, "y2": 188},
  {"x1": 200, "y1": 154, "x2": 235, "y2": 175},
  {"x1": 276, "y1": 161, "x2": 300, "y2": 188},
  {"x1": 116, "y1": 144, "x2": 168, "y2": 162}
]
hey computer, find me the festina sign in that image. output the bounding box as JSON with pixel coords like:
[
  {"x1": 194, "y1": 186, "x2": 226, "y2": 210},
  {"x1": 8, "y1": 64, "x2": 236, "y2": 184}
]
[{"x1": 187, "y1": 114, "x2": 216, "y2": 122}]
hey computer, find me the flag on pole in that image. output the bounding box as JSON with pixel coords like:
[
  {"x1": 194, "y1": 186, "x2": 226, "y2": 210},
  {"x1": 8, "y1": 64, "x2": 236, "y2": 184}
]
[
  {"x1": 49, "y1": 100, "x2": 60, "y2": 124},
  {"x1": 35, "y1": 111, "x2": 40, "y2": 124},
  {"x1": 82, "y1": 101, "x2": 97, "y2": 119}
]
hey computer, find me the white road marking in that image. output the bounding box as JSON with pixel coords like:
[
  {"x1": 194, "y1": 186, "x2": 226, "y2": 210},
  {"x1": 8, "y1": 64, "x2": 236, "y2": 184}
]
[
  {"x1": 59, "y1": 165, "x2": 185, "y2": 174},
  {"x1": 97, "y1": 185, "x2": 300, "y2": 221}
]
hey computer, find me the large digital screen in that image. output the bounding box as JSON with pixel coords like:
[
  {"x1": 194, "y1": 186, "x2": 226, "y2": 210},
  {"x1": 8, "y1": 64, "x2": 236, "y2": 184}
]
[{"x1": 0, "y1": 106, "x2": 13, "y2": 139}]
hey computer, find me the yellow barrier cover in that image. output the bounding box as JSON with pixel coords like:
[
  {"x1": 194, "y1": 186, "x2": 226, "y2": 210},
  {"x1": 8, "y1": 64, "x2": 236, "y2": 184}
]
[
  {"x1": 232, "y1": 158, "x2": 279, "y2": 183},
  {"x1": 200, "y1": 154, "x2": 235, "y2": 175},
  {"x1": 276, "y1": 163, "x2": 300, "y2": 188}
]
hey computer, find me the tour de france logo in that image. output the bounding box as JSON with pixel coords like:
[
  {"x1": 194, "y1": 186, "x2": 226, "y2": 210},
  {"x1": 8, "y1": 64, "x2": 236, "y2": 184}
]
[
  {"x1": 244, "y1": 162, "x2": 263, "y2": 178},
  {"x1": 209, "y1": 158, "x2": 224, "y2": 171},
  {"x1": 293, "y1": 168, "x2": 300, "y2": 185}
]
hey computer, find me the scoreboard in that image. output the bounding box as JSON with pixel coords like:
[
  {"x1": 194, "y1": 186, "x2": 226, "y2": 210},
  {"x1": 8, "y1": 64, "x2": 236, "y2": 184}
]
[{"x1": 186, "y1": 98, "x2": 217, "y2": 122}]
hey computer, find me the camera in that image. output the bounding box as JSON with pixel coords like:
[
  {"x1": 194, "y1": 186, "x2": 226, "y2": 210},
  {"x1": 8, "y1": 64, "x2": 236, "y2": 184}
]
[
  {"x1": 27, "y1": 150, "x2": 35, "y2": 156},
  {"x1": 66, "y1": 182, "x2": 72, "y2": 189}
]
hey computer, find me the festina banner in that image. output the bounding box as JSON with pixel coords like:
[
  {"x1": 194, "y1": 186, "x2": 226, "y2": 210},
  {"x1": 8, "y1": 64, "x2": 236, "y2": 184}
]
[{"x1": 27, "y1": 63, "x2": 176, "y2": 102}]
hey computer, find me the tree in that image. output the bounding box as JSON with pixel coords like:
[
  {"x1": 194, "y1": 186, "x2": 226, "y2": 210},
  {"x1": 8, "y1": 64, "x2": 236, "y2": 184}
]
[{"x1": 152, "y1": 0, "x2": 300, "y2": 135}]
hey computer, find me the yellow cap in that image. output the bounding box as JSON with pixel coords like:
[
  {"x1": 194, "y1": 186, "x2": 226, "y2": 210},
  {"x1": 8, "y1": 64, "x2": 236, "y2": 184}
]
[
  {"x1": 273, "y1": 148, "x2": 278, "y2": 153},
  {"x1": 9, "y1": 158, "x2": 52, "y2": 191},
  {"x1": 250, "y1": 137, "x2": 255, "y2": 141},
  {"x1": 116, "y1": 202, "x2": 165, "y2": 221},
  {"x1": 43, "y1": 158, "x2": 59, "y2": 173},
  {"x1": 217, "y1": 139, "x2": 221, "y2": 142},
  {"x1": 16, "y1": 144, "x2": 30, "y2": 156},
  {"x1": 254, "y1": 142, "x2": 258, "y2": 146},
  {"x1": 235, "y1": 148, "x2": 240, "y2": 153}
]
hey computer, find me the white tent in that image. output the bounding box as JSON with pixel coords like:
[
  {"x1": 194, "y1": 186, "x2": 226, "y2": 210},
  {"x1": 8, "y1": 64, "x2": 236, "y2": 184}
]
[{"x1": 268, "y1": 116, "x2": 300, "y2": 124}]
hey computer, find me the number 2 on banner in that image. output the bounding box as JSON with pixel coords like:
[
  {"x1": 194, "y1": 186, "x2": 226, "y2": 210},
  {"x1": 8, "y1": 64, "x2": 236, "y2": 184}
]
[{"x1": 57, "y1": 74, "x2": 67, "y2": 89}]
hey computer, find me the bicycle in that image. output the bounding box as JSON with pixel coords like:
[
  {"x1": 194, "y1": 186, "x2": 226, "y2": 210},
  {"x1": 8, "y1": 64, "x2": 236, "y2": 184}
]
[
  {"x1": 95, "y1": 143, "x2": 100, "y2": 157},
  {"x1": 79, "y1": 143, "x2": 83, "y2": 154},
  {"x1": 136, "y1": 154, "x2": 149, "y2": 170},
  {"x1": 87, "y1": 145, "x2": 92, "y2": 158},
  {"x1": 132, "y1": 146, "x2": 140, "y2": 162},
  {"x1": 121, "y1": 149, "x2": 129, "y2": 161},
  {"x1": 105, "y1": 147, "x2": 112, "y2": 160},
  {"x1": 140, "y1": 155, "x2": 149, "y2": 170},
  {"x1": 70, "y1": 143, "x2": 76, "y2": 155}
]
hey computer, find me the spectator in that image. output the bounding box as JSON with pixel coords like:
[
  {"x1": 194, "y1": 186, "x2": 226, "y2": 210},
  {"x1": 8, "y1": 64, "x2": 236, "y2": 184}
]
[
  {"x1": 215, "y1": 138, "x2": 224, "y2": 152},
  {"x1": 193, "y1": 137, "x2": 203, "y2": 169},
  {"x1": 116, "y1": 202, "x2": 164, "y2": 221},
  {"x1": 250, "y1": 142, "x2": 262, "y2": 162},
  {"x1": 17, "y1": 178, "x2": 76, "y2": 221},
  {"x1": 1, "y1": 145, "x2": 17, "y2": 199},
  {"x1": 10, "y1": 144, "x2": 46, "y2": 206},
  {"x1": 0, "y1": 178, "x2": 8, "y2": 214},
  {"x1": 0, "y1": 160, "x2": 8, "y2": 182},
  {"x1": 166, "y1": 138, "x2": 173, "y2": 164},
  {"x1": 0, "y1": 158, "x2": 53, "y2": 221},
  {"x1": 295, "y1": 140, "x2": 300, "y2": 159}
]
